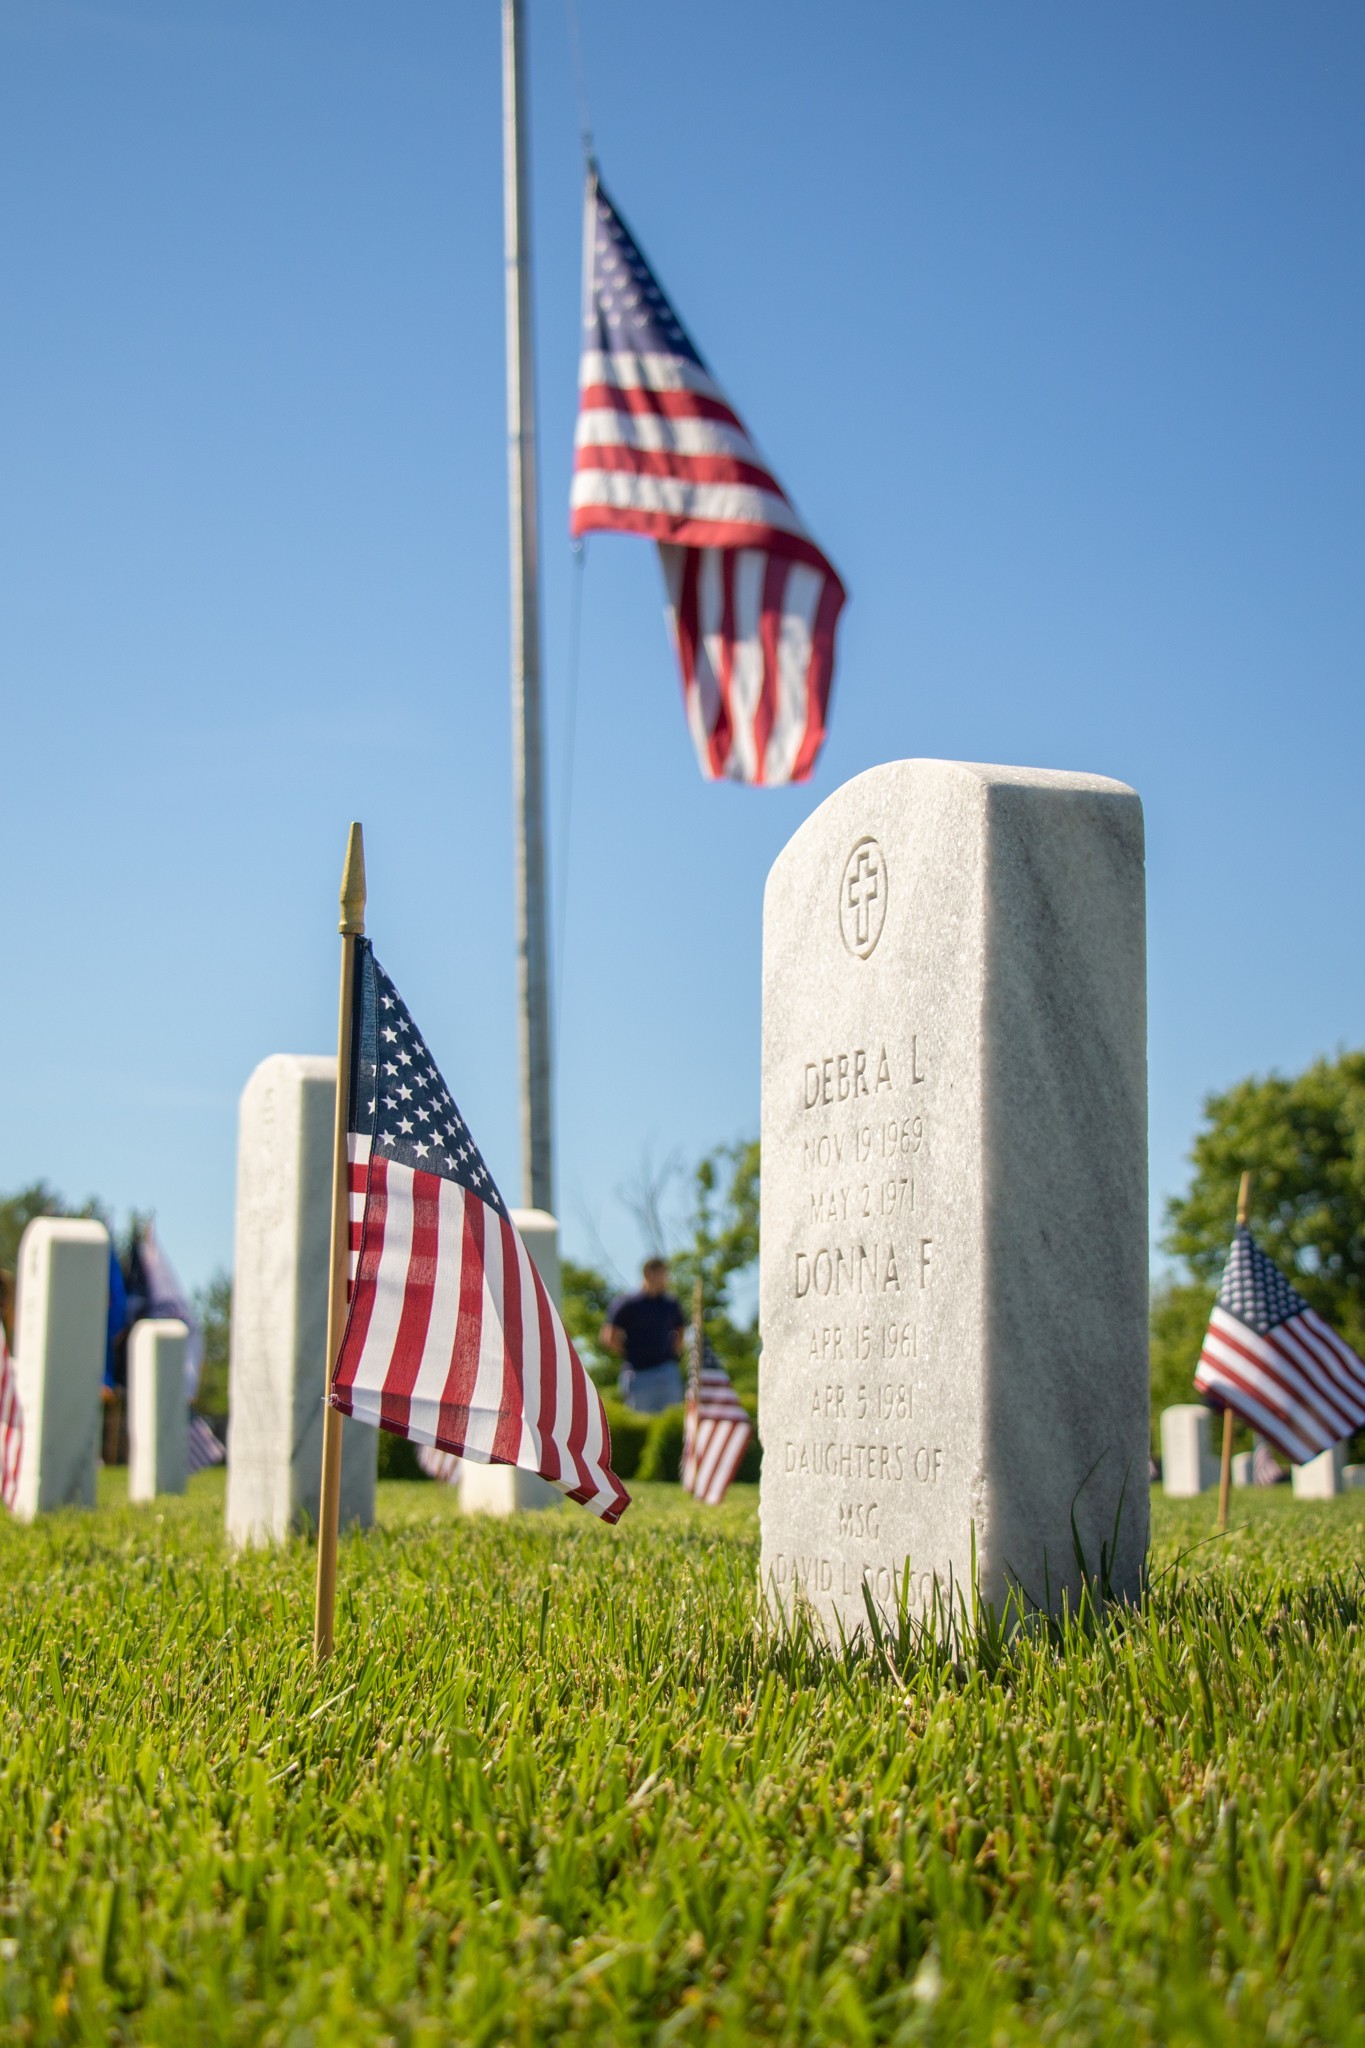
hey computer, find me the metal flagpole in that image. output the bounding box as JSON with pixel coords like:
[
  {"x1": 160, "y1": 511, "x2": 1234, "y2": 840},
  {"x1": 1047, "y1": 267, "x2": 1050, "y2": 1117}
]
[
  {"x1": 1215, "y1": 1169, "x2": 1253, "y2": 1533},
  {"x1": 503, "y1": 0, "x2": 554, "y2": 1213},
  {"x1": 314, "y1": 822, "x2": 366, "y2": 1664}
]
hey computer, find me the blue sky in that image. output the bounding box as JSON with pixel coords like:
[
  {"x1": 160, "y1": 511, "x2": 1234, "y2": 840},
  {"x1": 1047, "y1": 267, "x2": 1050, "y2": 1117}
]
[{"x1": 2, "y1": 1, "x2": 1362, "y2": 1295}]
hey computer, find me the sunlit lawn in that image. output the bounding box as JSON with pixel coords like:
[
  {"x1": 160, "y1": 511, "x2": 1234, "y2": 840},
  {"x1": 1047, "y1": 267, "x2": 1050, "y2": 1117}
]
[{"x1": 1, "y1": 1470, "x2": 1362, "y2": 2044}]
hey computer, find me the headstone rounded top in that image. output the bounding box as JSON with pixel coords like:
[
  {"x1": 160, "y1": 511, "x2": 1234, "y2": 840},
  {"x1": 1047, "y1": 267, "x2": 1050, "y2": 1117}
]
[{"x1": 19, "y1": 1216, "x2": 110, "y2": 1253}]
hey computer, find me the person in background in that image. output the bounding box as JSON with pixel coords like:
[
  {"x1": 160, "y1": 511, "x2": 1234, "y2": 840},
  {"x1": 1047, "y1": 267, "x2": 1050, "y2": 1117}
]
[{"x1": 600, "y1": 1258, "x2": 686, "y2": 1413}]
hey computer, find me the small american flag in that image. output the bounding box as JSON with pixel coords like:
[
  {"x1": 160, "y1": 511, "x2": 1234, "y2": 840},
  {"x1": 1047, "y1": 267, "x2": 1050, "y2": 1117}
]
[
  {"x1": 1194, "y1": 1227, "x2": 1365, "y2": 1464},
  {"x1": 682, "y1": 1335, "x2": 753, "y2": 1506},
  {"x1": 187, "y1": 1412, "x2": 226, "y2": 1475},
  {"x1": 0, "y1": 1322, "x2": 21, "y2": 1511},
  {"x1": 330, "y1": 942, "x2": 629, "y2": 1523},
  {"x1": 572, "y1": 172, "x2": 846, "y2": 787}
]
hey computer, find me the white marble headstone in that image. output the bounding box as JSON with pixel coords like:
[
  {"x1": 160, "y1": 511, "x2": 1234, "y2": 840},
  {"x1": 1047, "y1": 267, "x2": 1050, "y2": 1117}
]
[
  {"x1": 225, "y1": 1055, "x2": 376, "y2": 1545},
  {"x1": 458, "y1": 1208, "x2": 562, "y2": 1516},
  {"x1": 12, "y1": 1218, "x2": 110, "y2": 1521},
  {"x1": 128, "y1": 1319, "x2": 188, "y2": 1502},
  {"x1": 1160, "y1": 1404, "x2": 1218, "y2": 1497},
  {"x1": 1291, "y1": 1442, "x2": 1345, "y2": 1499},
  {"x1": 760, "y1": 759, "x2": 1149, "y2": 1636}
]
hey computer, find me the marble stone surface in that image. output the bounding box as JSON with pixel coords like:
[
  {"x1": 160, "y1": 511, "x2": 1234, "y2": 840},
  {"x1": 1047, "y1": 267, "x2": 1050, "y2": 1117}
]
[
  {"x1": 225, "y1": 1055, "x2": 376, "y2": 1546},
  {"x1": 128, "y1": 1319, "x2": 188, "y2": 1502},
  {"x1": 759, "y1": 759, "x2": 1148, "y2": 1637},
  {"x1": 1161, "y1": 1405, "x2": 1217, "y2": 1497},
  {"x1": 1291, "y1": 1442, "x2": 1345, "y2": 1499},
  {"x1": 459, "y1": 1208, "x2": 563, "y2": 1516},
  {"x1": 1230, "y1": 1450, "x2": 1254, "y2": 1489},
  {"x1": 12, "y1": 1218, "x2": 110, "y2": 1521}
]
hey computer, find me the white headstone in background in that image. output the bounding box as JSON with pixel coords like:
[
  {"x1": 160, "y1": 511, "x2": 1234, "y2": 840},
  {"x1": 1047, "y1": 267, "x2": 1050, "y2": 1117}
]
[
  {"x1": 225, "y1": 1055, "x2": 376, "y2": 1545},
  {"x1": 1291, "y1": 1441, "x2": 1345, "y2": 1499},
  {"x1": 12, "y1": 1218, "x2": 109, "y2": 1521},
  {"x1": 759, "y1": 760, "x2": 1149, "y2": 1637},
  {"x1": 1161, "y1": 1404, "x2": 1217, "y2": 1497},
  {"x1": 1343, "y1": 1464, "x2": 1364, "y2": 1491},
  {"x1": 458, "y1": 1208, "x2": 563, "y2": 1516},
  {"x1": 128, "y1": 1319, "x2": 188, "y2": 1502},
  {"x1": 1230, "y1": 1449, "x2": 1254, "y2": 1489}
]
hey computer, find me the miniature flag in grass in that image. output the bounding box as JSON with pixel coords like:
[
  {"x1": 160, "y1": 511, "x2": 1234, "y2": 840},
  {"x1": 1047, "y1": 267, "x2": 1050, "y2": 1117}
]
[
  {"x1": 187, "y1": 1413, "x2": 226, "y2": 1475},
  {"x1": 572, "y1": 172, "x2": 846, "y2": 787},
  {"x1": 682, "y1": 1334, "x2": 753, "y2": 1506},
  {"x1": 0, "y1": 1322, "x2": 21, "y2": 1511},
  {"x1": 329, "y1": 942, "x2": 630, "y2": 1523},
  {"x1": 1194, "y1": 1226, "x2": 1365, "y2": 1464}
]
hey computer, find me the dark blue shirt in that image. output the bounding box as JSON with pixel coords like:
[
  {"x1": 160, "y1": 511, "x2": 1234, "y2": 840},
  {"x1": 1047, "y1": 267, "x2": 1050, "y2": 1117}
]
[{"x1": 607, "y1": 1289, "x2": 684, "y2": 1371}]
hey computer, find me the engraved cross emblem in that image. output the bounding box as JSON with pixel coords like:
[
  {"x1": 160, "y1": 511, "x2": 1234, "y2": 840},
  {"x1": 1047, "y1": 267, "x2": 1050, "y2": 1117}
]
[
  {"x1": 838, "y1": 836, "x2": 888, "y2": 959},
  {"x1": 847, "y1": 846, "x2": 880, "y2": 948}
]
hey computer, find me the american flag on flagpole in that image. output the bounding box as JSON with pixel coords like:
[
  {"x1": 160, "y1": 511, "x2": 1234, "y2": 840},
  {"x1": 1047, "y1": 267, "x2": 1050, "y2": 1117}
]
[
  {"x1": 187, "y1": 1412, "x2": 226, "y2": 1475},
  {"x1": 0, "y1": 1321, "x2": 21, "y2": 1511},
  {"x1": 1193, "y1": 1226, "x2": 1365, "y2": 1464},
  {"x1": 571, "y1": 171, "x2": 846, "y2": 787},
  {"x1": 329, "y1": 942, "x2": 630, "y2": 1523},
  {"x1": 682, "y1": 1333, "x2": 753, "y2": 1507}
]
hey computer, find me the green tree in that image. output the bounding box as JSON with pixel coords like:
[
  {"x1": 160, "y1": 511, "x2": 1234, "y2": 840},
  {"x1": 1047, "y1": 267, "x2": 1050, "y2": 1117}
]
[
  {"x1": 668, "y1": 1138, "x2": 760, "y2": 1393},
  {"x1": 1162, "y1": 1051, "x2": 1365, "y2": 1356},
  {"x1": 1157, "y1": 1049, "x2": 1365, "y2": 1457},
  {"x1": 0, "y1": 1182, "x2": 108, "y2": 1279},
  {"x1": 193, "y1": 1270, "x2": 233, "y2": 1416},
  {"x1": 560, "y1": 1259, "x2": 617, "y2": 1388}
]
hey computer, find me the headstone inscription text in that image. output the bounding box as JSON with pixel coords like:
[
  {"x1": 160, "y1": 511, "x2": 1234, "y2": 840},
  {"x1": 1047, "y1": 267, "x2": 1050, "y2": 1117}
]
[{"x1": 760, "y1": 759, "x2": 1149, "y2": 1637}]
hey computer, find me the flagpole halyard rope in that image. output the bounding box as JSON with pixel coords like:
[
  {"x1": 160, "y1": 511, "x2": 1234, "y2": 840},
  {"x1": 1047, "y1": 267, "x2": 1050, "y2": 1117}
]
[{"x1": 313, "y1": 822, "x2": 367, "y2": 1665}]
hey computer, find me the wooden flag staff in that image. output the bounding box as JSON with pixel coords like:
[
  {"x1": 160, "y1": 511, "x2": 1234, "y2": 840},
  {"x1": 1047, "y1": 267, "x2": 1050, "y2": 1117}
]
[
  {"x1": 1216, "y1": 1168, "x2": 1254, "y2": 1533},
  {"x1": 314, "y1": 822, "x2": 366, "y2": 1665}
]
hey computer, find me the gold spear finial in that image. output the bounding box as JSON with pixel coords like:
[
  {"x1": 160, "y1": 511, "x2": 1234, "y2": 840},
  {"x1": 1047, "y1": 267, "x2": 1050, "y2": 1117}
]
[
  {"x1": 1237, "y1": 1170, "x2": 1253, "y2": 1228},
  {"x1": 339, "y1": 822, "x2": 367, "y2": 937}
]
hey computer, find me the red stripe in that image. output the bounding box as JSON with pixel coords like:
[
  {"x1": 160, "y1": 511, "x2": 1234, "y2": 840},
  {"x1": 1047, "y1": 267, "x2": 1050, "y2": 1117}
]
[
  {"x1": 1198, "y1": 1321, "x2": 1332, "y2": 1448},
  {"x1": 1195, "y1": 1350, "x2": 1317, "y2": 1462},
  {"x1": 574, "y1": 443, "x2": 784, "y2": 495},
  {"x1": 711, "y1": 553, "x2": 738, "y2": 780},
  {"x1": 332, "y1": 1156, "x2": 388, "y2": 1406},
  {"x1": 674, "y1": 549, "x2": 715, "y2": 774},
  {"x1": 571, "y1": 502, "x2": 838, "y2": 572},
  {"x1": 1205, "y1": 1316, "x2": 1341, "y2": 1438},
  {"x1": 490, "y1": 1217, "x2": 526, "y2": 1466},
  {"x1": 578, "y1": 382, "x2": 745, "y2": 430},
  {"x1": 380, "y1": 1169, "x2": 441, "y2": 1435},
  {"x1": 1263, "y1": 1324, "x2": 1355, "y2": 1437},
  {"x1": 436, "y1": 1197, "x2": 486, "y2": 1450},
  {"x1": 790, "y1": 570, "x2": 846, "y2": 784},
  {"x1": 1295, "y1": 1312, "x2": 1365, "y2": 1416},
  {"x1": 753, "y1": 554, "x2": 788, "y2": 786},
  {"x1": 531, "y1": 1262, "x2": 562, "y2": 1482}
]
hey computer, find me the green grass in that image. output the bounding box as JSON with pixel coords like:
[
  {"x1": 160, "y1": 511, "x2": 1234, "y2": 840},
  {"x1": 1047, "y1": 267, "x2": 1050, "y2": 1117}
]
[{"x1": 1, "y1": 1474, "x2": 1363, "y2": 2046}]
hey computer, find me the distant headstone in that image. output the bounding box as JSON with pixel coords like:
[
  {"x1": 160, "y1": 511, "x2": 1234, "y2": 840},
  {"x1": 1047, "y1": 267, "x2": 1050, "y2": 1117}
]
[
  {"x1": 1343, "y1": 1464, "x2": 1364, "y2": 1492},
  {"x1": 225, "y1": 1055, "x2": 376, "y2": 1545},
  {"x1": 1230, "y1": 1449, "x2": 1254, "y2": 1489},
  {"x1": 128, "y1": 1319, "x2": 188, "y2": 1502},
  {"x1": 760, "y1": 759, "x2": 1148, "y2": 1637},
  {"x1": 459, "y1": 1208, "x2": 563, "y2": 1516},
  {"x1": 1291, "y1": 1442, "x2": 1345, "y2": 1499},
  {"x1": 1161, "y1": 1405, "x2": 1217, "y2": 1497},
  {"x1": 11, "y1": 1218, "x2": 109, "y2": 1521}
]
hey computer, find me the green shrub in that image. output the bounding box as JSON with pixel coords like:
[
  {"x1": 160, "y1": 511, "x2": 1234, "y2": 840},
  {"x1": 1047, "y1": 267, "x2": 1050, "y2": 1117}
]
[
  {"x1": 638, "y1": 1405, "x2": 687, "y2": 1482},
  {"x1": 375, "y1": 1427, "x2": 429, "y2": 1481},
  {"x1": 599, "y1": 1400, "x2": 650, "y2": 1480}
]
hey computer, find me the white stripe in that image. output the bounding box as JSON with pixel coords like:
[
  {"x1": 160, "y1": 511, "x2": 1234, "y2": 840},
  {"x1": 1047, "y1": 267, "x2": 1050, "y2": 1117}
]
[
  {"x1": 1297, "y1": 1310, "x2": 1365, "y2": 1418},
  {"x1": 765, "y1": 562, "x2": 823, "y2": 783},
  {"x1": 701, "y1": 550, "x2": 764, "y2": 782},
  {"x1": 403, "y1": 1178, "x2": 468, "y2": 1435},
  {"x1": 1197, "y1": 1320, "x2": 1330, "y2": 1455},
  {"x1": 1193, "y1": 1362, "x2": 1316, "y2": 1463},
  {"x1": 1268, "y1": 1320, "x2": 1356, "y2": 1436},
  {"x1": 574, "y1": 407, "x2": 764, "y2": 464},
  {"x1": 344, "y1": 1161, "x2": 415, "y2": 1434},
  {"x1": 509, "y1": 1227, "x2": 543, "y2": 1470},
  {"x1": 570, "y1": 467, "x2": 803, "y2": 541},
  {"x1": 458, "y1": 1211, "x2": 507, "y2": 1462},
  {"x1": 579, "y1": 348, "x2": 723, "y2": 400}
]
